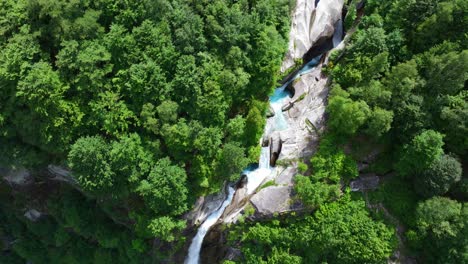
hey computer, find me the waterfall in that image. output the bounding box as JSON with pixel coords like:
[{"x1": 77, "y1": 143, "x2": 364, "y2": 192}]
[
  {"x1": 184, "y1": 79, "x2": 291, "y2": 264},
  {"x1": 185, "y1": 187, "x2": 235, "y2": 264}
]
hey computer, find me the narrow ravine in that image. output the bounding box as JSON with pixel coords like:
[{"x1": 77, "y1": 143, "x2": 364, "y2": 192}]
[
  {"x1": 184, "y1": 57, "x2": 324, "y2": 264},
  {"x1": 185, "y1": 187, "x2": 235, "y2": 264},
  {"x1": 185, "y1": 0, "x2": 345, "y2": 262}
]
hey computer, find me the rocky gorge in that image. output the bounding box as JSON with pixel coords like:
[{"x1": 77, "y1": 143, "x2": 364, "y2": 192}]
[
  {"x1": 1, "y1": 0, "x2": 357, "y2": 262},
  {"x1": 183, "y1": 0, "x2": 359, "y2": 262}
]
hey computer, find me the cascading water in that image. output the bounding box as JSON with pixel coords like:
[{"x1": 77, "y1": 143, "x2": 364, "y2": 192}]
[
  {"x1": 332, "y1": 19, "x2": 343, "y2": 48},
  {"x1": 184, "y1": 56, "x2": 323, "y2": 264},
  {"x1": 185, "y1": 5, "x2": 345, "y2": 260},
  {"x1": 185, "y1": 187, "x2": 235, "y2": 264}
]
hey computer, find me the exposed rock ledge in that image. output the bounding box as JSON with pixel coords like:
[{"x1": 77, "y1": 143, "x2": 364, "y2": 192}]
[
  {"x1": 184, "y1": 186, "x2": 228, "y2": 226},
  {"x1": 248, "y1": 66, "x2": 329, "y2": 218},
  {"x1": 220, "y1": 0, "x2": 348, "y2": 222},
  {"x1": 281, "y1": 0, "x2": 344, "y2": 73}
]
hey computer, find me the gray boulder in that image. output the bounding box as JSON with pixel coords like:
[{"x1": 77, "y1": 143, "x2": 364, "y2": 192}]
[
  {"x1": 269, "y1": 133, "x2": 282, "y2": 167},
  {"x1": 2, "y1": 167, "x2": 34, "y2": 187},
  {"x1": 24, "y1": 209, "x2": 43, "y2": 222},
  {"x1": 350, "y1": 174, "x2": 380, "y2": 191},
  {"x1": 251, "y1": 186, "x2": 292, "y2": 216}
]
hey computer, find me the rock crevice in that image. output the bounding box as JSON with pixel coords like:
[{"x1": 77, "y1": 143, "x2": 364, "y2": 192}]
[{"x1": 281, "y1": 0, "x2": 344, "y2": 73}]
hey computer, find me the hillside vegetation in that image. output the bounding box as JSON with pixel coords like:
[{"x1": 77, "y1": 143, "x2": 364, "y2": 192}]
[
  {"x1": 0, "y1": 0, "x2": 292, "y2": 263},
  {"x1": 232, "y1": 1, "x2": 467, "y2": 263}
]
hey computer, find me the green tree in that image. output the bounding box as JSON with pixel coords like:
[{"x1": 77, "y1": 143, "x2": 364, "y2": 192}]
[
  {"x1": 396, "y1": 130, "x2": 444, "y2": 177},
  {"x1": 244, "y1": 104, "x2": 265, "y2": 146},
  {"x1": 327, "y1": 86, "x2": 370, "y2": 137},
  {"x1": 147, "y1": 216, "x2": 186, "y2": 242},
  {"x1": 137, "y1": 157, "x2": 188, "y2": 216},
  {"x1": 438, "y1": 93, "x2": 468, "y2": 155},
  {"x1": 217, "y1": 142, "x2": 249, "y2": 181},
  {"x1": 109, "y1": 134, "x2": 154, "y2": 187},
  {"x1": 56, "y1": 40, "x2": 112, "y2": 92},
  {"x1": 160, "y1": 119, "x2": 192, "y2": 161},
  {"x1": 226, "y1": 115, "x2": 246, "y2": 142},
  {"x1": 89, "y1": 91, "x2": 136, "y2": 137},
  {"x1": 412, "y1": 197, "x2": 467, "y2": 264},
  {"x1": 414, "y1": 154, "x2": 462, "y2": 198},
  {"x1": 157, "y1": 100, "x2": 179, "y2": 124},
  {"x1": 299, "y1": 196, "x2": 395, "y2": 263},
  {"x1": 15, "y1": 61, "x2": 82, "y2": 153},
  {"x1": 295, "y1": 175, "x2": 340, "y2": 208},
  {"x1": 364, "y1": 107, "x2": 394, "y2": 138},
  {"x1": 68, "y1": 136, "x2": 114, "y2": 194}
]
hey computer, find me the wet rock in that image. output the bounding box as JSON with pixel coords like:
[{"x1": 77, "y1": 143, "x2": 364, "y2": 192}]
[
  {"x1": 185, "y1": 188, "x2": 228, "y2": 226},
  {"x1": 24, "y1": 209, "x2": 43, "y2": 222},
  {"x1": 261, "y1": 136, "x2": 270, "y2": 147},
  {"x1": 221, "y1": 184, "x2": 248, "y2": 220},
  {"x1": 281, "y1": 0, "x2": 345, "y2": 73},
  {"x1": 236, "y1": 174, "x2": 248, "y2": 189},
  {"x1": 285, "y1": 81, "x2": 295, "y2": 97},
  {"x1": 200, "y1": 225, "x2": 225, "y2": 264},
  {"x1": 269, "y1": 133, "x2": 283, "y2": 167},
  {"x1": 266, "y1": 106, "x2": 275, "y2": 118},
  {"x1": 251, "y1": 186, "x2": 292, "y2": 216},
  {"x1": 2, "y1": 167, "x2": 34, "y2": 187}
]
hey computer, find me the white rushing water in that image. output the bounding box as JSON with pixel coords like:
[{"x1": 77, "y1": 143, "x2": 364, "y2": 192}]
[
  {"x1": 184, "y1": 84, "x2": 290, "y2": 264},
  {"x1": 185, "y1": 53, "x2": 325, "y2": 264},
  {"x1": 332, "y1": 19, "x2": 343, "y2": 48},
  {"x1": 185, "y1": 186, "x2": 235, "y2": 264}
]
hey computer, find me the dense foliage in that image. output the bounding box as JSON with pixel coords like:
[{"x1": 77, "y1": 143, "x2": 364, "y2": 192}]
[
  {"x1": 0, "y1": 0, "x2": 292, "y2": 262},
  {"x1": 230, "y1": 195, "x2": 395, "y2": 264},
  {"x1": 325, "y1": 0, "x2": 467, "y2": 262},
  {"x1": 1, "y1": 0, "x2": 466, "y2": 263},
  {"x1": 234, "y1": 0, "x2": 466, "y2": 263}
]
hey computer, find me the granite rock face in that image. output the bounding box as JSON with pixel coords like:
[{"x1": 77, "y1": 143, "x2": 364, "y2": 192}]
[
  {"x1": 247, "y1": 67, "x2": 329, "y2": 218},
  {"x1": 277, "y1": 66, "x2": 329, "y2": 162},
  {"x1": 281, "y1": 0, "x2": 344, "y2": 73},
  {"x1": 185, "y1": 188, "x2": 228, "y2": 226},
  {"x1": 250, "y1": 186, "x2": 293, "y2": 216}
]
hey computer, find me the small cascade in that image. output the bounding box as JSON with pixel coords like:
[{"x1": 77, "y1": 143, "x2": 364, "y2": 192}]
[
  {"x1": 185, "y1": 187, "x2": 235, "y2": 264},
  {"x1": 184, "y1": 54, "x2": 325, "y2": 263},
  {"x1": 184, "y1": 73, "x2": 292, "y2": 264},
  {"x1": 184, "y1": 52, "x2": 326, "y2": 263}
]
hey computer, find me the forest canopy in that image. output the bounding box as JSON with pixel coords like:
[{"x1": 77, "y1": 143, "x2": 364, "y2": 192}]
[
  {"x1": 233, "y1": 0, "x2": 467, "y2": 263},
  {"x1": 0, "y1": 0, "x2": 292, "y2": 263}
]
